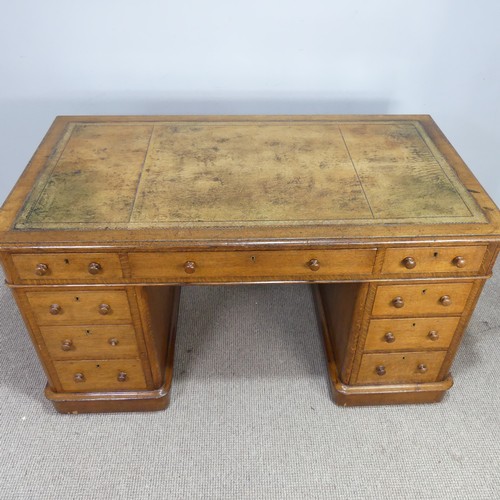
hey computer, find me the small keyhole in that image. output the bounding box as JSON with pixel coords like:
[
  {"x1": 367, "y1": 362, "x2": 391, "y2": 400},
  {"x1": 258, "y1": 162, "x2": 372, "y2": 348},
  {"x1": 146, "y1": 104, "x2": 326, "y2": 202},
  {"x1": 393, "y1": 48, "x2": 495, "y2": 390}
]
[
  {"x1": 96, "y1": 364, "x2": 100, "y2": 368},
  {"x1": 412, "y1": 323, "x2": 416, "y2": 327},
  {"x1": 64, "y1": 259, "x2": 70, "y2": 264},
  {"x1": 422, "y1": 289, "x2": 427, "y2": 295},
  {"x1": 75, "y1": 296, "x2": 80, "y2": 302},
  {"x1": 433, "y1": 252, "x2": 438, "y2": 257},
  {"x1": 251, "y1": 255, "x2": 256, "y2": 263}
]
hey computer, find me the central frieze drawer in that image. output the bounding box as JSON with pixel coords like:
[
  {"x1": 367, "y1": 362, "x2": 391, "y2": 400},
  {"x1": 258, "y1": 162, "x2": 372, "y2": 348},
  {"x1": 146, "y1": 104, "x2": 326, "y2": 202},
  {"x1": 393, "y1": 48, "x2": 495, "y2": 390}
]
[
  {"x1": 128, "y1": 249, "x2": 376, "y2": 280},
  {"x1": 371, "y1": 282, "x2": 473, "y2": 317},
  {"x1": 26, "y1": 290, "x2": 132, "y2": 325}
]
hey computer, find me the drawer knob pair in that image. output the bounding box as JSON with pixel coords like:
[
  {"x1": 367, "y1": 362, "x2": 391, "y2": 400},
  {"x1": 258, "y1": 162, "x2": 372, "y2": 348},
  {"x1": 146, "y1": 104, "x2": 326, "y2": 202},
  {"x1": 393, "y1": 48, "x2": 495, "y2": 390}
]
[
  {"x1": 49, "y1": 303, "x2": 110, "y2": 315},
  {"x1": 73, "y1": 371, "x2": 127, "y2": 383},
  {"x1": 402, "y1": 256, "x2": 466, "y2": 269},
  {"x1": 35, "y1": 261, "x2": 102, "y2": 275},
  {"x1": 375, "y1": 364, "x2": 428, "y2": 376}
]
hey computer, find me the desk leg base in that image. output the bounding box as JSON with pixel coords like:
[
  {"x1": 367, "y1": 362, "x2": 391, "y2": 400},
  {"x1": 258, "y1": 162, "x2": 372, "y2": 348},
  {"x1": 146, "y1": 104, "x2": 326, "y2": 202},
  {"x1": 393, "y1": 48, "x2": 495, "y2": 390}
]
[
  {"x1": 45, "y1": 384, "x2": 171, "y2": 414},
  {"x1": 313, "y1": 284, "x2": 454, "y2": 406},
  {"x1": 326, "y1": 370, "x2": 454, "y2": 407}
]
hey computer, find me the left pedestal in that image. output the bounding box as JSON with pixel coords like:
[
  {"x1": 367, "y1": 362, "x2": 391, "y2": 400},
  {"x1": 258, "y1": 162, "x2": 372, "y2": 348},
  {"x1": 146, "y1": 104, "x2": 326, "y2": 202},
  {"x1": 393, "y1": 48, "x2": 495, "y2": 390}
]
[{"x1": 11, "y1": 285, "x2": 181, "y2": 414}]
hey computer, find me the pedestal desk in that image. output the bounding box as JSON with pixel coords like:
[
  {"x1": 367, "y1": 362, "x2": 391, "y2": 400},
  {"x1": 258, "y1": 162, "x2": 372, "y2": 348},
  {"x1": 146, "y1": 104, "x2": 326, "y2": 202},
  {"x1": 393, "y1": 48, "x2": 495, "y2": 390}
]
[{"x1": 0, "y1": 115, "x2": 499, "y2": 413}]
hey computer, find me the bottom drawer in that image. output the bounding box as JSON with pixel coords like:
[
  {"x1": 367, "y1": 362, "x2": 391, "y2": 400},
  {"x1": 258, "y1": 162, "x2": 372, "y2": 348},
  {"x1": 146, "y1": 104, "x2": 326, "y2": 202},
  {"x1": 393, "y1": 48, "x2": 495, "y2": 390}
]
[
  {"x1": 54, "y1": 359, "x2": 148, "y2": 392},
  {"x1": 356, "y1": 351, "x2": 447, "y2": 385}
]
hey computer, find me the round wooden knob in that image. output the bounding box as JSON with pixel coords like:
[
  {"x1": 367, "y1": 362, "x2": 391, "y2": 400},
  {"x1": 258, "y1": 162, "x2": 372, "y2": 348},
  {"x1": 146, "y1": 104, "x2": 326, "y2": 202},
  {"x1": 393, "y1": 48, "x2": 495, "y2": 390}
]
[
  {"x1": 392, "y1": 296, "x2": 405, "y2": 308},
  {"x1": 117, "y1": 371, "x2": 127, "y2": 382},
  {"x1": 108, "y1": 338, "x2": 119, "y2": 346},
  {"x1": 417, "y1": 363, "x2": 428, "y2": 373},
  {"x1": 439, "y1": 295, "x2": 452, "y2": 306},
  {"x1": 452, "y1": 256, "x2": 466, "y2": 268},
  {"x1": 35, "y1": 263, "x2": 49, "y2": 276},
  {"x1": 73, "y1": 372, "x2": 85, "y2": 383},
  {"x1": 384, "y1": 332, "x2": 396, "y2": 343},
  {"x1": 428, "y1": 330, "x2": 440, "y2": 341},
  {"x1": 308, "y1": 259, "x2": 320, "y2": 271},
  {"x1": 184, "y1": 261, "x2": 196, "y2": 274},
  {"x1": 402, "y1": 256, "x2": 416, "y2": 269},
  {"x1": 49, "y1": 304, "x2": 62, "y2": 315},
  {"x1": 376, "y1": 365, "x2": 386, "y2": 376},
  {"x1": 61, "y1": 339, "x2": 73, "y2": 351},
  {"x1": 98, "y1": 303, "x2": 111, "y2": 315},
  {"x1": 88, "y1": 262, "x2": 102, "y2": 275}
]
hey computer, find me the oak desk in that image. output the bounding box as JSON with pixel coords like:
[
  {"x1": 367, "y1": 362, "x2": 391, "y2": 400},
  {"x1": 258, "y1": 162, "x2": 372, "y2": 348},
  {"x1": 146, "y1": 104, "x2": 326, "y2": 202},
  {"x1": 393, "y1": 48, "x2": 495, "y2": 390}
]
[{"x1": 0, "y1": 115, "x2": 499, "y2": 413}]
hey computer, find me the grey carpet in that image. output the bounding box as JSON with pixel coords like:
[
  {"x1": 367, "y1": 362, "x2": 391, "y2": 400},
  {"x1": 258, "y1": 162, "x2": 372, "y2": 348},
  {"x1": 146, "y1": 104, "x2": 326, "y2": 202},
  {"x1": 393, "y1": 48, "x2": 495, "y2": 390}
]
[{"x1": 0, "y1": 263, "x2": 499, "y2": 500}]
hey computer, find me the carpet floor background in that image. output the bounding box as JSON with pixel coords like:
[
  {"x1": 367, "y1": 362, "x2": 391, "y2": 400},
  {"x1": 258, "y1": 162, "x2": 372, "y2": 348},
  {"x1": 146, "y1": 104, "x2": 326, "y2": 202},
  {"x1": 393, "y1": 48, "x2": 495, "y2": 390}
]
[{"x1": 0, "y1": 263, "x2": 499, "y2": 499}]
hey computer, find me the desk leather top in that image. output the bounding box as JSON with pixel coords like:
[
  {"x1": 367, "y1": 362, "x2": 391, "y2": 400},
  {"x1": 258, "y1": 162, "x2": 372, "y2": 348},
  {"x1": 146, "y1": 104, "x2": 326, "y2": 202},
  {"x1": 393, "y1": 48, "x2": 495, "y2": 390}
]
[{"x1": 0, "y1": 115, "x2": 499, "y2": 248}]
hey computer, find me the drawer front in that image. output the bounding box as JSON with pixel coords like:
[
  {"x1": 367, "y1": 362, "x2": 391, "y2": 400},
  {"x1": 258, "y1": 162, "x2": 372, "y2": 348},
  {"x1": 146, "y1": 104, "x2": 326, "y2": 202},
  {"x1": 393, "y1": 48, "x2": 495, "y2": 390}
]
[
  {"x1": 381, "y1": 246, "x2": 486, "y2": 275},
  {"x1": 128, "y1": 249, "x2": 376, "y2": 281},
  {"x1": 357, "y1": 351, "x2": 447, "y2": 385},
  {"x1": 54, "y1": 359, "x2": 147, "y2": 392},
  {"x1": 372, "y1": 282, "x2": 473, "y2": 317},
  {"x1": 364, "y1": 317, "x2": 460, "y2": 351},
  {"x1": 40, "y1": 325, "x2": 139, "y2": 360},
  {"x1": 26, "y1": 290, "x2": 132, "y2": 325},
  {"x1": 12, "y1": 253, "x2": 123, "y2": 281}
]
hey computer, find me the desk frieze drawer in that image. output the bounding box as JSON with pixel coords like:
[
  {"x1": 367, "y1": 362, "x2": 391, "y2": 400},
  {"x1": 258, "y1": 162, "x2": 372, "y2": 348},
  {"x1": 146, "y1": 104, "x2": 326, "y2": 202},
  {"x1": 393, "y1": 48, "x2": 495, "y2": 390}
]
[
  {"x1": 26, "y1": 290, "x2": 133, "y2": 325},
  {"x1": 128, "y1": 249, "x2": 376, "y2": 281},
  {"x1": 356, "y1": 351, "x2": 447, "y2": 385},
  {"x1": 40, "y1": 325, "x2": 139, "y2": 360},
  {"x1": 53, "y1": 359, "x2": 148, "y2": 392},
  {"x1": 11, "y1": 253, "x2": 123, "y2": 282},
  {"x1": 364, "y1": 317, "x2": 460, "y2": 351},
  {"x1": 381, "y1": 246, "x2": 487, "y2": 275},
  {"x1": 371, "y1": 282, "x2": 473, "y2": 317}
]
